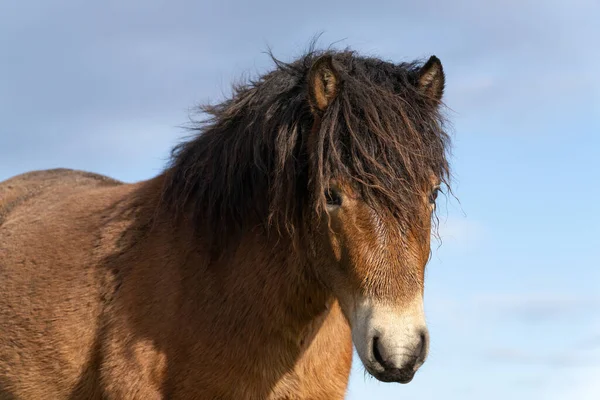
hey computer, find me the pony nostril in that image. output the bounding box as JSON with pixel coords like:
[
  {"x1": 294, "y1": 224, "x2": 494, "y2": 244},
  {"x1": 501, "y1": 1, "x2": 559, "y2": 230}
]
[
  {"x1": 372, "y1": 336, "x2": 386, "y2": 367},
  {"x1": 417, "y1": 329, "x2": 429, "y2": 364}
]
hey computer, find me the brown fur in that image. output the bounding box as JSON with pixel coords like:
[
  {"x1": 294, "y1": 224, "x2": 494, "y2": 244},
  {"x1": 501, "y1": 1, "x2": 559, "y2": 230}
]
[
  {"x1": 0, "y1": 169, "x2": 352, "y2": 399},
  {"x1": 0, "y1": 48, "x2": 450, "y2": 399}
]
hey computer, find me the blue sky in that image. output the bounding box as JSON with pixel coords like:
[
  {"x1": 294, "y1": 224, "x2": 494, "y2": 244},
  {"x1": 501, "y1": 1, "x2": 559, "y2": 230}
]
[{"x1": 1, "y1": 0, "x2": 599, "y2": 398}]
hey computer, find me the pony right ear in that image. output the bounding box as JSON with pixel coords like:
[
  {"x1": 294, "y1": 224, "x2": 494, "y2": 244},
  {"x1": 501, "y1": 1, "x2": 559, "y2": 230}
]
[
  {"x1": 417, "y1": 55, "x2": 445, "y2": 105},
  {"x1": 307, "y1": 55, "x2": 340, "y2": 115}
]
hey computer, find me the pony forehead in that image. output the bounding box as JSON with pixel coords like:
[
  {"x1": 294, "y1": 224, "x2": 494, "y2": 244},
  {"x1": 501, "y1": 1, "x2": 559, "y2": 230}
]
[{"x1": 160, "y1": 48, "x2": 450, "y2": 248}]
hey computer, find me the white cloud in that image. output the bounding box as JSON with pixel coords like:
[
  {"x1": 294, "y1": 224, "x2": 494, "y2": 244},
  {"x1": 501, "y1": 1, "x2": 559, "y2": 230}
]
[
  {"x1": 484, "y1": 347, "x2": 597, "y2": 368},
  {"x1": 564, "y1": 367, "x2": 600, "y2": 400},
  {"x1": 475, "y1": 293, "x2": 600, "y2": 322},
  {"x1": 546, "y1": 362, "x2": 600, "y2": 400},
  {"x1": 434, "y1": 216, "x2": 484, "y2": 248}
]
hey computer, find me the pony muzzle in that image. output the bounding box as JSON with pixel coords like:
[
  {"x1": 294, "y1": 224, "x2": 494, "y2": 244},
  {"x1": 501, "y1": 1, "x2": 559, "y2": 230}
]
[{"x1": 350, "y1": 298, "x2": 429, "y2": 384}]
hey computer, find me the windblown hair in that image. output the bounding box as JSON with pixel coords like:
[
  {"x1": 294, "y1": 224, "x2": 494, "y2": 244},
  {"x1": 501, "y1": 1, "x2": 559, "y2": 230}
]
[{"x1": 160, "y1": 49, "x2": 451, "y2": 251}]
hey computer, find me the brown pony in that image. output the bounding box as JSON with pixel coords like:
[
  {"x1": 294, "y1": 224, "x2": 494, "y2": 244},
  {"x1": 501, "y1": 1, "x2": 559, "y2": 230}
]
[{"x1": 0, "y1": 49, "x2": 450, "y2": 399}]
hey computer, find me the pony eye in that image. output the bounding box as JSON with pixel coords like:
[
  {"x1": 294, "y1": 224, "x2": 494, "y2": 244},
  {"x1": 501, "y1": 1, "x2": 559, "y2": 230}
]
[
  {"x1": 325, "y1": 189, "x2": 343, "y2": 207},
  {"x1": 429, "y1": 187, "x2": 440, "y2": 205}
]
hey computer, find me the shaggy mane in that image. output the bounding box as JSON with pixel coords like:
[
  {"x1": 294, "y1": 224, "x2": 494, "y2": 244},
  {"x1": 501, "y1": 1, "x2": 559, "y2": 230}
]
[{"x1": 160, "y1": 49, "x2": 451, "y2": 251}]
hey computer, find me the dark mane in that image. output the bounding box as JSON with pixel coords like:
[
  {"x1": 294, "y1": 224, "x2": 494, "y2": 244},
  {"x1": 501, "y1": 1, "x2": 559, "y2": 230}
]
[{"x1": 160, "y1": 49, "x2": 451, "y2": 251}]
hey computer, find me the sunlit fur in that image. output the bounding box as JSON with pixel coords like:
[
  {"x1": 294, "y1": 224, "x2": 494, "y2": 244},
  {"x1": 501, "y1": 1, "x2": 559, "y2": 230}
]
[{"x1": 0, "y1": 48, "x2": 451, "y2": 399}]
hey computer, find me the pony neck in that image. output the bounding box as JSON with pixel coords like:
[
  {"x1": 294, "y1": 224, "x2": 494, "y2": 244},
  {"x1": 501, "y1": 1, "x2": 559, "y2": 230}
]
[
  {"x1": 192, "y1": 230, "x2": 332, "y2": 330},
  {"x1": 148, "y1": 180, "x2": 335, "y2": 351}
]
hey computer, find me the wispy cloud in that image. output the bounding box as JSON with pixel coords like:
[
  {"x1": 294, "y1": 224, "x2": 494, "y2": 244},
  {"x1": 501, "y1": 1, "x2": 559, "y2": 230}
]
[
  {"x1": 475, "y1": 293, "x2": 600, "y2": 322},
  {"x1": 484, "y1": 347, "x2": 598, "y2": 368},
  {"x1": 433, "y1": 216, "x2": 484, "y2": 249},
  {"x1": 578, "y1": 334, "x2": 600, "y2": 350},
  {"x1": 481, "y1": 348, "x2": 600, "y2": 399},
  {"x1": 550, "y1": 365, "x2": 600, "y2": 400}
]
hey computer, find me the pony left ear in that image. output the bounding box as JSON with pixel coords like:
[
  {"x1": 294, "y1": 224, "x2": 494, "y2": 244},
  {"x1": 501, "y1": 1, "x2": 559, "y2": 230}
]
[
  {"x1": 307, "y1": 55, "x2": 340, "y2": 115},
  {"x1": 417, "y1": 56, "x2": 445, "y2": 104}
]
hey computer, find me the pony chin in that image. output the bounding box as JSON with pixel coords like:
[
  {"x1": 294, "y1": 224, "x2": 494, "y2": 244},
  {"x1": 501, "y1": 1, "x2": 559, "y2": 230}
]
[{"x1": 349, "y1": 296, "x2": 429, "y2": 384}]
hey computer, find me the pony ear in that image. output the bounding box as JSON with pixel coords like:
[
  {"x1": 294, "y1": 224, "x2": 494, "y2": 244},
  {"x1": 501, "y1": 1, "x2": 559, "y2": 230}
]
[
  {"x1": 307, "y1": 55, "x2": 340, "y2": 115},
  {"x1": 417, "y1": 56, "x2": 445, "y2": 104}
]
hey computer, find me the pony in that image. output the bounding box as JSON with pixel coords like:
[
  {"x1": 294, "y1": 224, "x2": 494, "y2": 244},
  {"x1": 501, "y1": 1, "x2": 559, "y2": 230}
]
[{"x1": 0, "y1": 48, "x2": 450, "y2": 399}]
